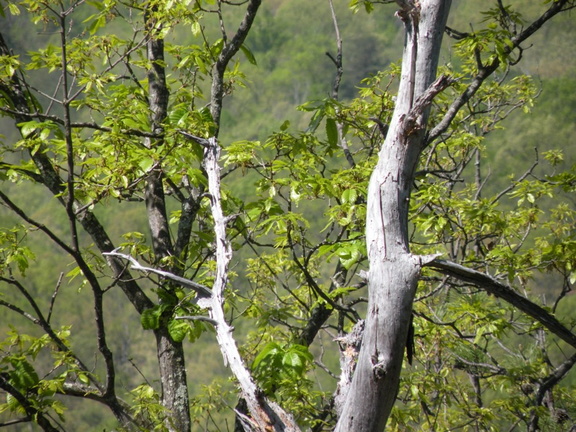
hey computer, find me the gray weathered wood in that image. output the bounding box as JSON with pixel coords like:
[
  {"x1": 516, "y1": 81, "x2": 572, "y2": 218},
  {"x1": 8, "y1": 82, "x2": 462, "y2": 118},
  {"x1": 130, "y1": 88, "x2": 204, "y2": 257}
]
[
  {"x1": 334, "y1": 1, "x2": 452, "y2": 430},
  {"x1": 203, "y1": 137, "x2": 301, "y2": 432}
]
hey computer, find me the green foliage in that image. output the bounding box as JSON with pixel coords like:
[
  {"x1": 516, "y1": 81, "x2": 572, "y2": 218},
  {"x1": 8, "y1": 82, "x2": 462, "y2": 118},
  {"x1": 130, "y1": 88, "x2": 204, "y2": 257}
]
[
  {"x1": 0, "y1": 226, "x2": 35, "y2": 276},
  {"x1": 1, "y1": 0, "x2": 575, "y2": 430},
  {"x1": 251, "y1": 342, "x2": 322, "y2": 426},
  {"x1": 348, "y1": 0, "x2": 375, "y2": 14},
  {"x1": 252, "y1": 342, "x2": 313, "y2": 393},
  {"x1": 0, "y1": 327, "x2": 72, "y2": 422},
  {"x1": 129, "y1": 384, "x2": 170, "y2": 432},
  {"x1": 189, "y1": 379, "x2": 237, "y2": 430}
]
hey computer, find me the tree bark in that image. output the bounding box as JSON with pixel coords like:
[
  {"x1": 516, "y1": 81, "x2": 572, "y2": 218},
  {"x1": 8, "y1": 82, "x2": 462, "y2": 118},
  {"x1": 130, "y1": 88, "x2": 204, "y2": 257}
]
[
  {"x1": 202, "y1": 137, "x2": 300, "y2": 432},
  {"x1": 335, "y1": 1, "x2": 452, "y2": 430},
  {"x1": 145, "y1": 16, "x2": 191, "y2": 432}
]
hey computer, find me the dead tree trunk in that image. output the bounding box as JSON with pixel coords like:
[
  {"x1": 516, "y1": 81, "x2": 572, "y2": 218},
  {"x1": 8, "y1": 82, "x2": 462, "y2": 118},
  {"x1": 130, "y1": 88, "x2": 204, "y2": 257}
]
[{"x1": 335, "y1": 1, "x2": 452, "y2": 431}]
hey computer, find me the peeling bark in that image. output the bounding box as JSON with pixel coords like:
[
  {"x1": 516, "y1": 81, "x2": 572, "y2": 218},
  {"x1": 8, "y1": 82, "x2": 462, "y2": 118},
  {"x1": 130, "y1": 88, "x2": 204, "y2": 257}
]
[
  {"x1": 334, "y1": 320, "x2": 365, "y2": 416},
  {"x1": 203, "y1": 137, "x2": 301, "y2": 432}
]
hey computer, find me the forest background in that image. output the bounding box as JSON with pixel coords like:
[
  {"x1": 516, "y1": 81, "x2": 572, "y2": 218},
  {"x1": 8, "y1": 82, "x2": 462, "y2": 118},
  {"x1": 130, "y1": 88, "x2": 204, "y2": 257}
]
[{"x1": 0, "y1": 0, "x2": 575, "y2": 430}]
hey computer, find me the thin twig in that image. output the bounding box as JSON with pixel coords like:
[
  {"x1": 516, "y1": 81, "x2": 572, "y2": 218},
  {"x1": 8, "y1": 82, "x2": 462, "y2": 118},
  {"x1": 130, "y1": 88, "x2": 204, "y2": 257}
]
[{"x1": 47, "y1": 273, "x2": 64, "y2": 323}]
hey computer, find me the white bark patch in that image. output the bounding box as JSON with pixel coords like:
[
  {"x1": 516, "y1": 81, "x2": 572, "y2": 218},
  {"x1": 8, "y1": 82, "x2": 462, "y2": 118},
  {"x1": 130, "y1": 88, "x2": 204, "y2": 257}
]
[{"x1": 202, "y1": 138, "x2": 301, "y2": 432}]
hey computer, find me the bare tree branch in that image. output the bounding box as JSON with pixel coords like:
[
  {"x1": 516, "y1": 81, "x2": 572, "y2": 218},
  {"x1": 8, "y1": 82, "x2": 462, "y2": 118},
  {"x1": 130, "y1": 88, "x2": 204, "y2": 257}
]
[
  {"x1": 426, "y1": 259, "x2": 576, "y2": 349},
  {"x1": 202, "y1": 135, "x2": 301, "y2": 431},
  {"x1": 211, "y1": 0, "x2": 262, "y2": 135},
  {"x1": 428, "y1": 0, "x2": 572, "y2": 144},
  {"x1": 103, "y1": 250, "x2": 213, "y2": 298}
]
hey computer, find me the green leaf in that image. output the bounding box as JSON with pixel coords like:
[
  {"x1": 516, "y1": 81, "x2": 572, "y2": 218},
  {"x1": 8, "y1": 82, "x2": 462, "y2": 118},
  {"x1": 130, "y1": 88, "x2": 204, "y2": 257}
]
[
  {"x1": 9, "y1": 357, "x2": 39, "y2": 390},
  {"x1": 78, "y1": 372, "x2": 90, "y2": 385},
  {"x1": 326, "y1": 117, "x2": 338, "y2": 147},
  {"x1": 18, "y1": 121, "x2": 38, "y2": 138},
  {"x1": 191, "y1": 21, "x2": 201, "y2": 36},
  {"x1": 282, "y1": 345, "x2": 312, "y2": 375},
  {"x1": 317, "y1": 244, "x2": 335, "y2": 258},
  {"x1": 240, "y1": 44, "x2": 257, "y2": 65},
  {"x1": 282, "y1": 351, "x2": 303, "y2": 373},
  {"x1": 337, "y1": 243, "x2": 362, "y2": 269},
  {"x1": 252, "y1": 342, "x2": 281, "y2": 371},
  {"x1": 307, "y1": 108, "x2": 325, "y2": 133},
  {"x1": 88, "y1": 15, "x2": 106, "y2": 35},
  {"x1": 141, "y1": 305, "x2": 166, "y2": 330},
  {"x1": 186, "y1": 320, "x2": 205, "y2": 343},
  {"x1": 168, "y1": 319, "x2": 189, "y2": 343},
  {"x1": 341, "y1": 188, "x2": 358, "y2": 204},
  {"x1": 139, "y1": 157, "x2": 155, "y2": 173},
  {"x1": 65, "y1": 265, "x2": 83, "y2": 280},
  {"x1": 168, "y1": 105, "x2": 189, "y2": 126},
  {"x1": 8, "y1": 3, "x2": 20, "y2": 15},
  {"x1": 86, "y1": 0, "x2": 105, "y2": 11}
]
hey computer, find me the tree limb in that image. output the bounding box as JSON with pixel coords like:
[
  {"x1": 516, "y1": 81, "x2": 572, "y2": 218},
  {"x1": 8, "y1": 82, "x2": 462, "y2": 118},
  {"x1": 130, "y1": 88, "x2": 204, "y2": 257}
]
[
  {"x1": 102, "y1": 250, "x2": 213, "y2": 298},
  {"x1": 0, "y1": 31, "x2": 154, "y2": 317},
  {"x1": 0, "y1": 374, "x2": 59, "y2": 432},
  {"x1": 210, "y1": 0, "x2": 262, "y2": 135},
  {"x1": 427, "y1": 0, "x2": 572, "y2": 144},
  {"x1": 200, "y1": 135, "x2": 300, "y2": 431},
  {"x1": 426, "y1": 259, "x2": 576, "y2": 349}
]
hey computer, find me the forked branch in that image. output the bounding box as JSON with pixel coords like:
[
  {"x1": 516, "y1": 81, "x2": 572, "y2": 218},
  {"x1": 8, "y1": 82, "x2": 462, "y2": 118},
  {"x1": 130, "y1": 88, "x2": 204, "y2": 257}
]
[{"x1": 107, "y1": 134, "x2": 301, "y2": 432}]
